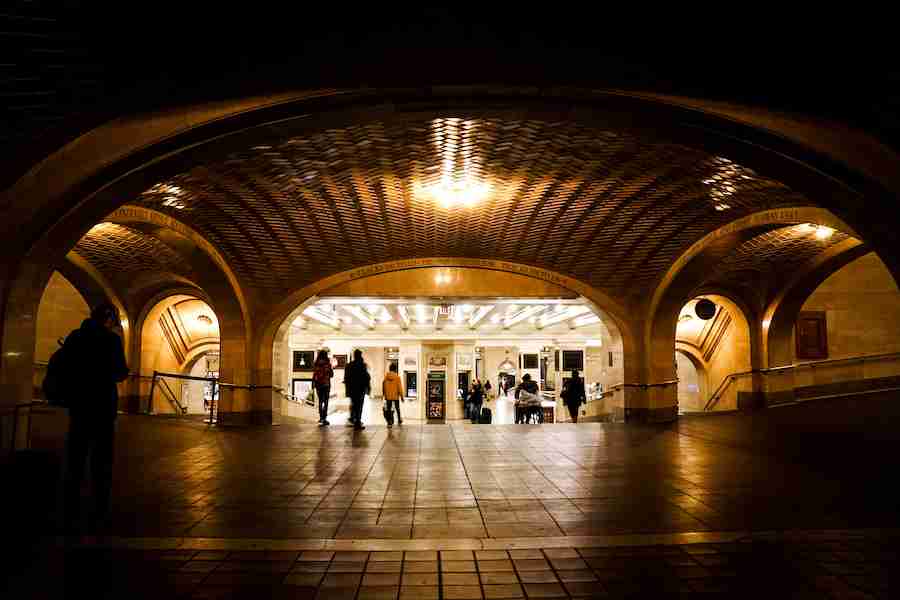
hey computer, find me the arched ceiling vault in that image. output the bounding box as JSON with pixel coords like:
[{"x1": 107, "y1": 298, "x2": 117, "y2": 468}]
[{"x1": 124, "y1": 116, "x2": 811, "y2": 308}]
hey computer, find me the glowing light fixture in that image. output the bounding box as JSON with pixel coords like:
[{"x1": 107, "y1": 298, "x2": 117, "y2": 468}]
[{"x1": 814, "y1": 226, "x2": 835, "y2": 240}]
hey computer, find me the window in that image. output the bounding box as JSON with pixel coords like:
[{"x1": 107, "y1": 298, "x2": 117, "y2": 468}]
[
  {"x1": 562, "y1": 350, "x2": 584, "y2": 371},
  {"x1": 522, "y1": 353, "x2": 539, "y2": 369}
]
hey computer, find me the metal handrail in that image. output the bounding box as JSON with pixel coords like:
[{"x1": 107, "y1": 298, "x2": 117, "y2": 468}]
[
  {"x1": 703, "y1": 351, "x2": 900, "y2": 411},
  {"x1": 158, "y1": 377, "x2": 187, "y2": 414}
]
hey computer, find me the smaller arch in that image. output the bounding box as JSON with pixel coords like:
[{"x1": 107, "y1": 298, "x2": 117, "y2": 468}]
[{"x1": 675, "y1": 347, "x2": 706, "y2": 413}]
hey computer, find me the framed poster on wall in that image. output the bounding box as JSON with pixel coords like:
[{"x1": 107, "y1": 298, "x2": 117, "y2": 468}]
[
  {"x1": 293, "y1": 350, "x2": 315, "y2": 371},
  {"x1": 333, "y1": 354, "x2": 348, "y2": 368},
  {"x1": 522, "y1": 353, "x2": 539, "y2": 369},
  {"x1": 562, "y1": 350, "x2": 584, "y2": 371},
  {"x1": 405, "y1": 371, "x2": 417, "y2": 398},
  {"x1": 796, "y1": 311, "x2": 828, "y2": 359}
]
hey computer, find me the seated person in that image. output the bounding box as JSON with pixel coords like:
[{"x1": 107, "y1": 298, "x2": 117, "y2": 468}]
[{"x1": 514, "y1": 374, "x2": 541, "y2": 424}]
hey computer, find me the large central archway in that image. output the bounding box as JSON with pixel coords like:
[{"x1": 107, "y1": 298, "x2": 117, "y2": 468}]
[{"x1": 254, "y1": 259, "x2": 636, "y2": 424}]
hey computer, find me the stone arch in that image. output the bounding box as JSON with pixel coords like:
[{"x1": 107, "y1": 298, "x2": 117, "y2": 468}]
[
  {"x1": 645, "y1": 207, "x2": 854, "y2": 408},
  {"x1": 252, "y1": 258, "x2": 637, "y2": 423},
  {"x1": 136, "y1": 293, "x2": 220, "y2": 414}
]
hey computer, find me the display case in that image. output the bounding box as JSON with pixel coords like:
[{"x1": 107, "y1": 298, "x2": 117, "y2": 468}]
[{"x1": 426, "y1": 371, "x2": 446, "y2": 422}]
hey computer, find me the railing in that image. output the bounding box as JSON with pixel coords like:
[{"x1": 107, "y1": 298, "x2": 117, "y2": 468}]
[
  {"x1": 597, "y1": 379, "x2": 680, "y2": 400},
  {"x1": 703, "y1": 351, "x2": 900, "y2": 412},
  {"x1": 2, "y1": 401, "x2": 44, "y2": 460},
  {"x1": 148, "y1": 371, "x2": 275, "y2": 424}
]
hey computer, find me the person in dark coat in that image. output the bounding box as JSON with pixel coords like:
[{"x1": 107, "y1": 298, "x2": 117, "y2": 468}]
[
  {"x1": 62, "y1": 303, "x2": 130, "y2": 536},
  {"x1": 562, "y1": 369, "x2": 587, "y2": 423},
  {"x1": 469, "y1": 379, "x2": 484, "y2": 423},
  {"x1": 312, "y1": 349, "x2": 334, "y2": 426},
  {"x1": 344, "y1": 349, "x2": 370, "y2": 430}
]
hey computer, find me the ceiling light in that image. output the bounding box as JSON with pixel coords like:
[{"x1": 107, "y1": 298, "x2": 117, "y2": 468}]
[
  {"x1": 814, "y1": 226, "x2": 834, "y2": 240},
  {"x1": 196, "y1": 314, "x2": 213, "y2": 325},
  {"x1": 713, "y1": 203, "x2": 731, "y2": 211}
]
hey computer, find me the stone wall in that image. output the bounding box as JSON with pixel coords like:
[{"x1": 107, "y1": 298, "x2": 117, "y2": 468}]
[{"x1": 797, "y1": 253, "x2": 900, "y2": 360}]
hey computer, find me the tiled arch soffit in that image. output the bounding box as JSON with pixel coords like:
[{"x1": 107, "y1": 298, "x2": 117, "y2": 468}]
[{"x1": 4, "y1": 88, "x2": 900, "y2": 279}]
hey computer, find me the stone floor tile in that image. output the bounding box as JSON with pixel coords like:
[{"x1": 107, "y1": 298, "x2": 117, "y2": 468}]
[
  {"x1": 481, "y1": 572, "x2": 519, "y2": 584},
  {"x1": 512, "y1": 558, "x2": 551, "y2": 571},
  {"x1": 371, "y1": 551, "x2": 404, "y2": 562},
  {"x1": 517, "y1": 571, "x2": 559, "y2": 584},
  {"x1": 328, "y1": 561, "x2": 366, "y2": 572},
  {"x1": 403, "y1": 561, "x2": 438, "y2": 573},
  {"x1": 292, "y1": 561, "x2": 330, "y2": 573},
  {"x1": 404, "y1": 551, "x2": 437, "y2": 561},
  {"x1": 357, "y1": 586, "x2": 401, "y2": 599},
  {"x1": 442, "y1": 573, "x2": 480, "y2": 585},
  {"x1": 442, "y1": 585, "x2": 483, "y2": 599},
  {"x1": 521, "y1": 582, "x2": 567, "y2": 598},
  {"x1": 401, "y1": 572, "x2": 440, "y2": 586},
  {"x1": 367, "y1": 561, "x2": 403, "y2": 573},
  {"x1": 442, "y1": 560, "x2": 477, "y2": 572},
  {"x1": 363, "y1": 573, "x2": 402, "y2": 586},
  {"x1": 316, "y1": 587, "x2": 360, "y2": 600},
  {"x1": 441, "y1": 550, "x2": 474, "y2": 561},
  {"x1": 555, "y1": 569, "x2": 597, "y2": 582},
  {"x1": 284, "y1": 572, "x2": 324, "y2": 586},
  {"x1": 334, "y1": 551, "x2": 370, "y2": 562},
  {"x1": 475, "y1": 550, "x2": 509, "y2": 561},
  {"x1": 399, "y1": 586, "x2": 439, "y2": 600},
  {"x1": 542, "y1": 548, "x2": 579, "y2": 559},
  {"x1": 548, "y1": 557, "x2": 587, "y2": 570},
  {"x1": 300, "y1": 551, "x2": 335, "y2": 562},
  {"x1": 507, "y1": 549, "x2": 544, "y2": 560},
  {"x1": 483, "y1": 583, "x2": 525, "y2": 599},
  {"x1": 321, "y1": 572, "x2": 363, "y2": 587},
  {"x1": 478, "y1": 559, "x2": 514, "y2": 572}
]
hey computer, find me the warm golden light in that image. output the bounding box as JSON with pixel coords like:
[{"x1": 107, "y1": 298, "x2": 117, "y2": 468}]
[{"x1": 814, "y1": 226, "x2": 835, "y2": 240}]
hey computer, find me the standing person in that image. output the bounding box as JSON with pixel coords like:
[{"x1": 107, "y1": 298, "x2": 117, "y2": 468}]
[
  {"x1": 382, "y1": 363, "x2": 404, "y2": 428},
  {"x1": 483, "y1": 379, "x2": 492, "y2": 401},
  {"x1": 312, "y1": 349, "x2": 334, "y2": 426},
  {"x1": 344, "y1": 349, "x2": 370, "y2": 430},
  {"x1": 561, "y1": 369, "x2": 587, "y2": 423},
  {"x1": 62, "y1": 303, "x2": 130, "y2": 537},
  {"x1": 514, "y1": 373, "x2": 540, "y2": 424},
  {"x1": 469, "y1": 378, "x2": 484, "y2": 423}
]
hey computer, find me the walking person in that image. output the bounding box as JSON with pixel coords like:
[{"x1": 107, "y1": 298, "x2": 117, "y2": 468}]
[
  {"x1": 382, "y1": 363, "x2": 404, "y2": 428},
  {"x1": 561, "y1": 369, "x2": 587, "y2": 423},
  {"x1": 483, "y1": 379, "x2": 492, "y2": 402},
  {"x1": 62, "y1": 303, "x2": 130, "y2": 537},
  {"x1": 313, "y1": 349, "x2": 333, "y2": 426},
  {"x1": 344, "y1": 349, "x2": 370, "y2": 430},
  {"x1": 469, "y1": 378, "x2": 484, "y2": 423}
]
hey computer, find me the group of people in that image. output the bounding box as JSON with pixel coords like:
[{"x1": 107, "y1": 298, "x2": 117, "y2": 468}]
[
  {"x1": 312, "y1": 348, "x2": 405, "y2": 430},
  {"x1": 463, "y1": 378, "x2": 490, "y2": 423}
]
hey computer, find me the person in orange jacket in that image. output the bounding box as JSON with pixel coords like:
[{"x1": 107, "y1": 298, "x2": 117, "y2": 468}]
[{"x1": 382, "y1": 363, "x2": 405, "y2": 428}]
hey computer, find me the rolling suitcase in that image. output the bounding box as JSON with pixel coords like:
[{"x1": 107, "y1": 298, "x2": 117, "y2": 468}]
[{"x1": 479, "y1": 407, "x2": 492, "y2": 424}]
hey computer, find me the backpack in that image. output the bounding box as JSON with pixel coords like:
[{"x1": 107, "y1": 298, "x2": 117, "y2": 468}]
[{"x1": 42, "y1": 338, "x2": 70, "y2": 407}]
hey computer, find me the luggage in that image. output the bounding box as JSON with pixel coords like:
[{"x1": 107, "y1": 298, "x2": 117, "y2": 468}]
[{"x1": 479, "y1": 407, "x2": 492, "y2": 424}]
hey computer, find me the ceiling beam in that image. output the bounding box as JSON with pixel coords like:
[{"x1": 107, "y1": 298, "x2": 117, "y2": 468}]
[
  {"x1": 537, "y1": 305, "x2": 591, "y2": 329},
  {"x1": 468, "y1": 305, "x2": 495, "y2": 329},
  {"x1": 504, "y1": 305, "x2": 546, "y2": 328},
  {"x1": 394, "y1": 305, "x2": 410, "y2": 330},
  {"x1": 302, "y1": 306, "x2": 341, "y2": 329},
  {"x1": 343, "y1": 305, "x2": 376, "y2": 329},
  {"x1": 570, "y1": 313, "x2": 601, "y2": 328}
]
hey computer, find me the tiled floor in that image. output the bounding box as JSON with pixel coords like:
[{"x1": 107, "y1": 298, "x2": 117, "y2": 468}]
[{"x1": 5, "y1": 392, "x2": 900, "y2": 597}]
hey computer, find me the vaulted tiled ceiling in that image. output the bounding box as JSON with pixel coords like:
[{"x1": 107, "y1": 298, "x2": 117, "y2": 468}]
[
  {"x1": 72, "y1": 223, "x2": 196, "y2": 292},
  {"x1": 699, "y1": 224, "x2": 852, "y2": 305},
  {"x1": 103, "y1": 117, "x2": 812, "y2": 304}
]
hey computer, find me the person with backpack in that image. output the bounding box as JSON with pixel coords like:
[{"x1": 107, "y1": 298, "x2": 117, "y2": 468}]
[
  {"x1": 381, "y1": 362, "x2": 404, "y2": 428},
  {"x1": 312, "y1": 349, "x2": 334, "y2": 426},
  {"x1": 57, "y1": 303, "x2": 130, "y2": 537},
  {"x1": 344, "y1": 349, "x2": 370, "y2": 430}
]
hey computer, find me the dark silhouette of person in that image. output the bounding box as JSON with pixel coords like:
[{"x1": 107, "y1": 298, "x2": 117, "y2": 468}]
[
  {"x1": 344, "y1": 349, "x2": 370, "y2": 430},
  {"x1": 62, "y1": 303, "x2": 129, "y2": 536},
  {"x1": 562, "y1": 369, "x2": 586, "y2": 423},
  {"x1": 312, "y1": 349, "x2": 334, "y2": 426},
  {"x1": 469, "y1": 379, "x2": 484, "y2": 423}
]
